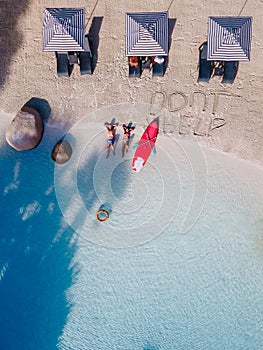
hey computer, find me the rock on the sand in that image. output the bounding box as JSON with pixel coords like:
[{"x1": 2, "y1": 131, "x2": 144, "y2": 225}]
[
  {"x1": 5, "y1": 106, "x2": 44, "y2": 151},
  {"x1": 51, "y1": 140, "x2": 72, "y2": 164}
]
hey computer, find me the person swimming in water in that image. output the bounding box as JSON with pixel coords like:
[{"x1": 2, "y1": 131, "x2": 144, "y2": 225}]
[
  {"x1": 105, "y1": 123, "x2": 118, "y2": 158},
  {"x1": 122, "y1": 124, "x2": 135, "y2": 157}
]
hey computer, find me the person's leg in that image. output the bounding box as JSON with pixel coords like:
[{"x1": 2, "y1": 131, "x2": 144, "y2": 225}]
[
  {"x1": 106, "y1": 145, "x2": 110, "y2": 158},
  {"x1": 122, "y1": 141, "x2": 125, "y2": 157},
  {"x1": 125, "y1": 139, "x2": 129, "y2": 153}
]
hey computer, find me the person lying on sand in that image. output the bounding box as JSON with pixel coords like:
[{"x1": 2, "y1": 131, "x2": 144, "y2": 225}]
[
  {"x1": 105, "y1": 123, "x2": 118, "y2": 158},
  {"x1": 122, "y1": 124, "x2": 135, "y2": 157}
]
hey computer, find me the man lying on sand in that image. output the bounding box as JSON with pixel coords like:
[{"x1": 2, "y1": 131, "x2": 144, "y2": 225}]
[{"x1": 105, "y1": 123, "x2": 118, "y2": 158}]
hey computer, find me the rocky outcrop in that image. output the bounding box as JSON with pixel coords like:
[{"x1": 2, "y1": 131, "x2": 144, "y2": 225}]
[
  {"x1": 51, "y1": 140, "x2": 72, "y2": 164},
  {"x1": 5, "y1": 106, "x2": 43, "y2": 151}
]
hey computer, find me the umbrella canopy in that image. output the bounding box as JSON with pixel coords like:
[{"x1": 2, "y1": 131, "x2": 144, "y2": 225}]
[
  {"x1": 43, "y1": 8, "x2": 85, "y2": 52},
  {"x1": 125, "y1": 12, "x2": 168, "y2": 56},
  {"x1": 207, "y1": 16, "x2": 252, "y2": 61}
]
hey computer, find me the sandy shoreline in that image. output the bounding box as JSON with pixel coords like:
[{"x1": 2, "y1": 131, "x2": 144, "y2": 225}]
[{"x1": 0, "y1": 0, "x2": 262, "y2": 165}]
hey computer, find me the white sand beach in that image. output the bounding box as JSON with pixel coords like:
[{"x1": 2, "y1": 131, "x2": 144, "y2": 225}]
[{"x1": 0, "y1": 1, "x2": 263, "y2": 349}]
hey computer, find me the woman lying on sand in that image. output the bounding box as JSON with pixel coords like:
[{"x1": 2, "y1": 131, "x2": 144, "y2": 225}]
[{"x1": 122, "y1": 124, "x2": 135, "y2": 157}]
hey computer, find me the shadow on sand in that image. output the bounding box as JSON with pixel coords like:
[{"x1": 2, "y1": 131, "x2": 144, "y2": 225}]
[
  {"x1": 163, "y1": 18, "x2": 177, "y2": 75},
  {"x1": 87, "y1": 16, "x2": 104, "y2": 73}
]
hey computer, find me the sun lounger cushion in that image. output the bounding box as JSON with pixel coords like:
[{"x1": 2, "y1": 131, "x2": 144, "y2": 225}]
[
  {"x1": 79, "y1": 51, "x2": 92, "y2": 75},
  {"x1": 152, "y1": 61, "x2": 165, "y2": 77},
  {"x1": 222, "y1": 61, "x2": 238, "y2": 84},
  {"x1": 198, "y1": 59, "x2": 213, "y2": 82},
  {"x1": 198, "y1": 43, "x2": 213, "y2": 82},
  {"x1": 129, "y1": 58, "x2": 142, "y2": 78},
  {"x1": 56, "y1": 52, "x2": 69, "y2": 77}
]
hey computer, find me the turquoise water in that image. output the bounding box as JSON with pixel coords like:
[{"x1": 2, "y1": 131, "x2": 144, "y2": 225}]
[{"x1": 0, "y1": 121, "x2": 263, "y2": 350}]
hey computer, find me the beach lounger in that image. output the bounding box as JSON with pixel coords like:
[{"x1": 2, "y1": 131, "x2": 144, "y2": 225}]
[
  {"x1": 56, "y1": 52, "x2": 69, "y2": 77},
  {"x1": 129, "y1": 65, "x2": 141, "y2": 77},
  {"x1": 152, "y1": 61, "x2": 165, "y2": 77},
  {"x1": 78, "y1": 37, "x2": 93, "y2": 75},
  {"x1": 128, "y1": 57, "x2": 142, "y2": 78},
  {"x1": 222, "y1": 61, "x2": 239, "y2": 84},
  {"x1": 78, "y1": 51, "x2": 92, "y2": 75},
  {"x1": 197, "y1": 43, "x2": 213, "y2": 82}
]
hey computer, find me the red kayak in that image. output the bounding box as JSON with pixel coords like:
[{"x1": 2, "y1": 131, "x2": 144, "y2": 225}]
[{"x1": 132, "y1": 118, "x2": 159, "y2": 172}]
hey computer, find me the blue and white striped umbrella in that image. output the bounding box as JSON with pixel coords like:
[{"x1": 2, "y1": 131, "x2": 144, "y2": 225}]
[
  {"x1": 207, "y1": 17, "x2": 252, "y2": 61},
  {"x1": 126, "y1": 12, "x2": 168, "y2": 56},
  {"x1": 43, "y1": 8, "x2": 85, "y2": 52}
]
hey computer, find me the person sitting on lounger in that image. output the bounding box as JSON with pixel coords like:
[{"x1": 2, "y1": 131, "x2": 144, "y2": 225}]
[
  {"x1": 122, "y1": 124, "x2": 135, "y2": 157},
  {"x1": 151, "y1": 56, "x2": 165, "y2": 65},
  {"x1": 128, "y1": 56, "x2": 139, "y2": 67},
  {"x1": 105, "y1": 123, "x2": 118, "y2": 158}
]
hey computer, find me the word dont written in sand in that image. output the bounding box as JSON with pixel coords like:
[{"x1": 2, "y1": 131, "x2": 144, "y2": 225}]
[{"x1": 150, "y1": 91, "x2": 237, "y2": 136}]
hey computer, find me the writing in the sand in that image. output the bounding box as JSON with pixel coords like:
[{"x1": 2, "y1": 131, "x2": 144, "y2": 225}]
[{"x1": 150, "y1": 91, "x2": 233, "y2": 136}]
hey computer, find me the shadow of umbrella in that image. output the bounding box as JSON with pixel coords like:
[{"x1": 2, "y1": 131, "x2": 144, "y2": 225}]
[
  {"x1": 87, "y1": 16, "x2": 104, "y2": 73},
  {"x1": 168, "y1": 18, "x2": 177, "y2": 52}
]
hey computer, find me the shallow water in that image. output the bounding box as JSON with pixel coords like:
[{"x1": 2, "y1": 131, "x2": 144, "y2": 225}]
[{"x1": 0, "y1": 118, "x2": 263, "y2": 350}]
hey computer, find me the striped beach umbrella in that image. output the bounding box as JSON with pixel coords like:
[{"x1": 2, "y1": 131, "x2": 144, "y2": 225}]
[
  {"x1": 43, "y1": 8, "x2": 85, "y2": 52},
  {"x1": 126, "y1": 12, "x2": 168, "y2": 56},
  {"x1": 207, "y1": 16, "x2": 252, "y2": 61}
]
